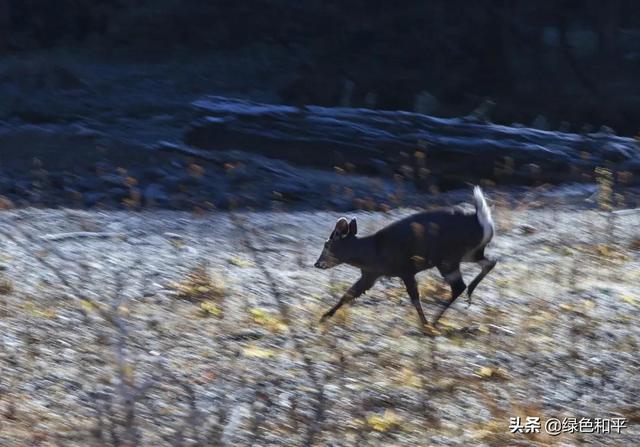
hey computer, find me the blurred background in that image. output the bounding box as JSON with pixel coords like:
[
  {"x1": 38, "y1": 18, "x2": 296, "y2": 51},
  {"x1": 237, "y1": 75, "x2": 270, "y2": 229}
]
[
  {"x1": 1, "y1": 2, "x2": 640, "y2": 446},
  {"x1": 3, "y1": 1, "x2": 640, "y2": 128},
  {"x1": 0, "y1": 0, "x2": 640, "y2": 210}
]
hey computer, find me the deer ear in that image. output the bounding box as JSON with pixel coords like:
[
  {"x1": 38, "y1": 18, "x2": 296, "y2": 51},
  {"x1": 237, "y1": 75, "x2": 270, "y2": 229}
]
[
  {"x1": 348, "y1": 218, "x2": 357, "y2": 236},
  {"x1": 334, "y1": 217, "x2": 349, "y2": 238}
]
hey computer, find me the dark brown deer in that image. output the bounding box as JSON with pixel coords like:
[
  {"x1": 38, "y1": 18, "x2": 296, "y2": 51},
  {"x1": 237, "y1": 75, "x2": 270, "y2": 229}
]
[{"x1": 314, "y1": 186, "x2": 496, "y2": 328}]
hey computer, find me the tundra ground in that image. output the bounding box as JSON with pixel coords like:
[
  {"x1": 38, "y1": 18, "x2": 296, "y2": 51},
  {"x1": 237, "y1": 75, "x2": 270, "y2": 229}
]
[{"x1": 0, "y1": 203, "x2": 639, "y2": 446}]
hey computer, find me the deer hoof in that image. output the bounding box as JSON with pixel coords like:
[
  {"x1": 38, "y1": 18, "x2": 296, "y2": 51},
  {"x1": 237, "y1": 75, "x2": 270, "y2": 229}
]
[{"x1": 422, "y1": 323, "x2": 440, "y2": 337}]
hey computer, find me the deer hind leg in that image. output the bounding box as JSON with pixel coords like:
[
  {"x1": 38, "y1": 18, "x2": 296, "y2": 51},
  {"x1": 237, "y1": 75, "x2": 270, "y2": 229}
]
[
  {"x1": 466, "y1": 248, "x2": 497, "y2": 303},
  {"x1": 320, "y1": 273, "x2": 377, "y2": 322},
  {"x1": 432, "y1": 264, "x2": 466, "y2": 325}
]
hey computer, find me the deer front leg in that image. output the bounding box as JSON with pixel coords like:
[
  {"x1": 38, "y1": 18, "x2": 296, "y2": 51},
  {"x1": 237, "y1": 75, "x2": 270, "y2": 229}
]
[
  {"x1": 402, "y1": 275, "x2": 428, "y2": 328},
  {"x1": 321, "y1": 273, "x2": 377, "y2": 322}
]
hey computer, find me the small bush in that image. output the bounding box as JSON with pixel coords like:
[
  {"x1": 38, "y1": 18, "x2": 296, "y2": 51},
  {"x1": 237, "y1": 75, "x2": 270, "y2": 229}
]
[
  {"x1": 0, "y1": 276, "x2": 13, "y2": 295},
  {"x1": 169, "y1": 264, "x2": 225, "y2": 302},
  {"x1": 0, "y1": 196, "x2": 14, "y2": 210},
  {"x1": 595, "y1": 167, "x2": 614, "y2": 211}
]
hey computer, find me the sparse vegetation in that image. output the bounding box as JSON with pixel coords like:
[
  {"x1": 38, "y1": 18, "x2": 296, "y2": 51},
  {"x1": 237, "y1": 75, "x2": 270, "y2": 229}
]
[
  {"x1": 228, "y1": 257, "x2": 254, "y2": 268},
  {"x1": 169, "y1": 263, "x2": 226, "y2": 302},
  {"x1": 328, "y1": 279, "x2": 350, "y2": 297},
  {"x1": 1, "y1": 201, "x2": 639, "y2": 446},
  {"x1": 595, "y1": 166, "x2": 614, "y2": 211},
  {"x1": 249, "y1": 307, "x2": 288, "y2": 333},
  {"x1": 0, "y1": 275, "x2": 13, "y2": 294}
]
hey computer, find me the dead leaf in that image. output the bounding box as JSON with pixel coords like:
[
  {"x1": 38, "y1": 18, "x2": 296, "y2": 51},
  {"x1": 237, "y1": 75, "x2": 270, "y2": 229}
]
[
  {"x1": 199, "y1": 300, "x2": 222, "y2": 317},
  {"x1": 250, "y1": 308, "x2": 288, "y2": 332},
  {"x1": 242, "y1": 345, "x2": 277, "y2": 359},
  {"x1": 366, "y1": 409, "x2": 401, "y2": 432},
  {"x1": 228, "y1": 257, "x2": 254, "y2": 267},
  {"x1": 475, "y1": 366, "x2": 509, "y2": 380},
  {"x1": 394, "y1": 367, "x2": 422, "y2": 388}
]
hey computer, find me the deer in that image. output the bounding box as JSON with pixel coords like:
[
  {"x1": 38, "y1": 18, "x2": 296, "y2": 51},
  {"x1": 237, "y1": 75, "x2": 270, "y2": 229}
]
[{"x1": 314, "y1": 186, "x2": 496, "y2": 329}]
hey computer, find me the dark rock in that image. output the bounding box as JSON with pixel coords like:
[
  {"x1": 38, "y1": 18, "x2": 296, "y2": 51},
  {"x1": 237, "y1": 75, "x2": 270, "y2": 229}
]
[
  {"x1": 167, "y1": 193, "x2": 192, "y2": 210},
  {"x1": 83, "y1": 192, "x2": 108, "y2": 208},
  {"x1": 11, "y1": 180, "x2": 30, "y2": 196},
  {"x1": 144, "y1": 183, "x2": 169, "y2": 206},
  {"x1": 598, "y1": 125, "x2": 616, "y2": 136},
  {"x1": 93, "y1": 162, "x2": 113, "y2": 174},
  {"x1": 107, "y1": 187, "x2": 129, "y2": 201},
  {"x1": 214, "y1": 193, "x2": 237, "y2": 210},
  {"x1": 371, "y1": 159, "x2": 392, "y2": 176},
  {"x1": 414, "y1": 91, "x2": 439, "y2": 115},
  {"x1": 48, "y1": 172, "x2": 66, "y2": 190},
  {"x1": 63, "y1": 187, "x2": 82, "y2": 203},
  {"x1": 531, "y1": 115, "x2": 549, "y2": 130},
  {"x1": 226, "y1": 164, "x2": 253, "y2": 184},
  {"x1": 140, "y1": 167, "x2": 168, "y2": 182},
  {"x1": 162, "y1": 175, "x2": 183, "y2": 192},
  {"x1": 73, "y1": 177, "x2": 98, "y2": 192},
  {"x1": 162, "y1": 173, "x2": 202, "y2": 192},
  {"x1": 600, "y1": 143, "x2": 634, "y2": 162},
  {"x1": 99, "y1": 173, "x2": 126, "y2": 187},
  {"x1": 0, "y1": 176, "x2": 13, "y2": 193},
  {"x1": 464, "y1": 99, "x2": 495, "y2": 122},
  {"x1": 271, "y1": 180, "x2": 313, "y2": 202}
]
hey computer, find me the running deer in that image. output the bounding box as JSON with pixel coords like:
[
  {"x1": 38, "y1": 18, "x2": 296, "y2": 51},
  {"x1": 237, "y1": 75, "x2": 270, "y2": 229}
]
[{"x1": 314, "y1": 186, "x2": 496, "y2": 327}]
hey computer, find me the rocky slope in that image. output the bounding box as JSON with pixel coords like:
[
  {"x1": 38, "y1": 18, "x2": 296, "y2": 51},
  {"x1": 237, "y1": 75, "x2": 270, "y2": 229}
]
[
  {"x1": 2, "y1": 94, "x2": 639, "y2": 212},
  {"x1": 187, "y1": 96, "x2": 640, "y2": 189}
]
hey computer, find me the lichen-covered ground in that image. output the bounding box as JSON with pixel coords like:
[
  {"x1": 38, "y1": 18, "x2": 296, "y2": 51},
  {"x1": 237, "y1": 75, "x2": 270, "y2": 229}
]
[{"x1": 0, "y1": 202, "x2": 639, "y2": 446}]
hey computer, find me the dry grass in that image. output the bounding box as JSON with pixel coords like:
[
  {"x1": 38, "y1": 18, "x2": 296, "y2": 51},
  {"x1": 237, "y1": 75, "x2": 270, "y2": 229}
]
[
  {"x1": 328, "y1": 280, "x2": 350, "y2": 297},
  {"x1": 169, "y1": 263, "x2": 226, "y2": 302},
  {"x1": 2, "y1": 204, "x2": 639, "y2": 446}
]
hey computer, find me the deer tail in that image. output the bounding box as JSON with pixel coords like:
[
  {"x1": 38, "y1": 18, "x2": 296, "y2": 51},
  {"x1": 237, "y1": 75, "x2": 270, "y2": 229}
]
[{"x1": 473, "y1": 186, "x2": 494, "y2": 246}]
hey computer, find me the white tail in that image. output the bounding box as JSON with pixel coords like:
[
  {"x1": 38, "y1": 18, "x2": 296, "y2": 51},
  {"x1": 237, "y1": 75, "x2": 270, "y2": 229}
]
[{"x1": 473, "y1": 186, "x2": 494, "y2": 246}]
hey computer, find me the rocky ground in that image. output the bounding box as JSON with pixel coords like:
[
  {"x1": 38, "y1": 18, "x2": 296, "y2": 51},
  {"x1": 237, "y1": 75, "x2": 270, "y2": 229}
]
[{"x1": 1, "y1": 196, "x2": 639, "y2": 446}]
